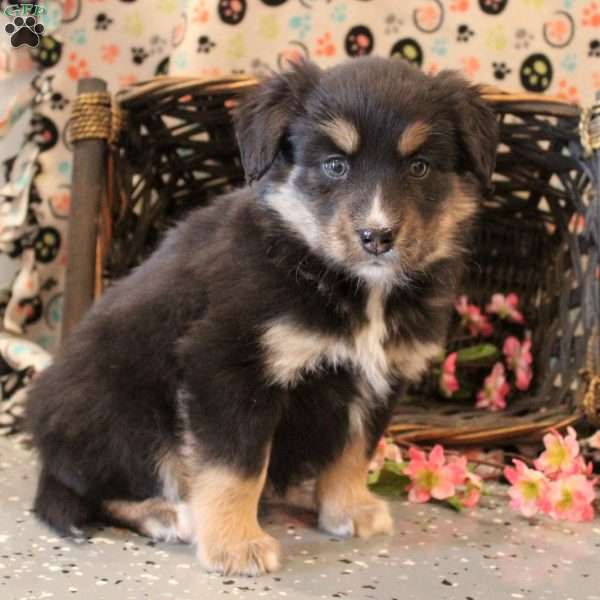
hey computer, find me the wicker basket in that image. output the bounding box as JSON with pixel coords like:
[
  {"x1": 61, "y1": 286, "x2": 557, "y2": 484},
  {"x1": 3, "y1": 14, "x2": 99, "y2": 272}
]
[{"x1": 66, "y1": 75, "x2": 600, "y2": 447}]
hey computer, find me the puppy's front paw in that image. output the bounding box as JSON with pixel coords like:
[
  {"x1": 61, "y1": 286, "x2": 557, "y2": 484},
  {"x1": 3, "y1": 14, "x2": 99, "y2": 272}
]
[
  {"x1": 198, "y1": 532, "x2": 281, "y2": 576},
  {"x1": 319, "y1": 495, "x2": 393, "y2": 539}
]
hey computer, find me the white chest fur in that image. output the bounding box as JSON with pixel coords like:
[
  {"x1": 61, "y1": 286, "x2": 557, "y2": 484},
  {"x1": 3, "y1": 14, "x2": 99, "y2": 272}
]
[{"x1": 261, "y1": 286, "x2": 441, "y2": 397}]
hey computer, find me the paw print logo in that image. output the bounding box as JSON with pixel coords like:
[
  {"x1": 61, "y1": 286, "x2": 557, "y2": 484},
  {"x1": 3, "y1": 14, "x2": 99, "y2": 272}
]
[
  {"x1": 590, "y1": 40, "x2": 600, "y2": 56},
  {"x1": 492, "y1": 61, "x2": 511, "y2": 80},
  {"x1": 457, "y1": 24, "x2": 474, "y2": 42},
  {"x1": 5, "y1": 15, "x2": 45, "y2": 48},
  {"x1": 345, "y1": 26, "x2": 373, "y2": 57}
]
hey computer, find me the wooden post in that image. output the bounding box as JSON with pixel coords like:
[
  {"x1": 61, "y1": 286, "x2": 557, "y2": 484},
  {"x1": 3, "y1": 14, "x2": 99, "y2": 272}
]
[{"x1": 62, "y1": 78, "x2": 108, "y2": 341}]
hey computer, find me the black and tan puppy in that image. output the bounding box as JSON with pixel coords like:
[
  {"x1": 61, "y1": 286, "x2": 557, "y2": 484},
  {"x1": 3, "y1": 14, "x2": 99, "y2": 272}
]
[{"x1": 27, "y1": 57, "x2": 497, "y2": 576}]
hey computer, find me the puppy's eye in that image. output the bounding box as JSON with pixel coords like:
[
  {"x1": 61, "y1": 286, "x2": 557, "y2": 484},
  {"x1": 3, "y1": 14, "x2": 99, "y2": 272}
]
[
  {"x1": 322, "y1": 156, "x2": 349, "y2": 179},
  {"x1": 408, "y1": 158, "x2": 429, "y2": 179}
]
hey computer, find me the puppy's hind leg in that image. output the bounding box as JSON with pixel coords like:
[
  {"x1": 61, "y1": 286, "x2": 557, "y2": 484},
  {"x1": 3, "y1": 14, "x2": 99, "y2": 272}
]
[{"x1": 103, "y1": 498, "x2": 193, "y2": 543}]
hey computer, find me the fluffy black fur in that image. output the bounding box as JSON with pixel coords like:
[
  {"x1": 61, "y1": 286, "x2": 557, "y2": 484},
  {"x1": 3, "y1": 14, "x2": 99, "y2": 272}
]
[{"x1": 27, "y1": 57, "x2": 498, "y2": 539}]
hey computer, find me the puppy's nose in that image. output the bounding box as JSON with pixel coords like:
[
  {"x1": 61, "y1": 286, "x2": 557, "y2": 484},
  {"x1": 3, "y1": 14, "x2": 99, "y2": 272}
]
[{"x1": 357, "y1": 228, "x2": 395, "y2": 256}]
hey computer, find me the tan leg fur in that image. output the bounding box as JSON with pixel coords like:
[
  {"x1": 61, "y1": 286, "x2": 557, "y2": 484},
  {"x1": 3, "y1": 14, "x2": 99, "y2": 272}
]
[
  {"x1": 189, "y1": 456, "x2": 281, "y2": 576},
  {"x1": 315, "y1": 435, "x2": 393, "y2": 539}
]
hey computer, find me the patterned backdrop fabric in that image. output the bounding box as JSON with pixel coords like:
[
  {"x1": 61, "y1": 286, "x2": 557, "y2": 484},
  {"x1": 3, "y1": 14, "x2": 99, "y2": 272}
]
[{"x1": 0, "y1": 0, "x2": 597, "y2": 434}]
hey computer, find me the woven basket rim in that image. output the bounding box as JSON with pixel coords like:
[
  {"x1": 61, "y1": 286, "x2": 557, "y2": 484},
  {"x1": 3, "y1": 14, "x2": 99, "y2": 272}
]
[{"x1": 116, "y1": 75, "x2": 581, "y2": 117}]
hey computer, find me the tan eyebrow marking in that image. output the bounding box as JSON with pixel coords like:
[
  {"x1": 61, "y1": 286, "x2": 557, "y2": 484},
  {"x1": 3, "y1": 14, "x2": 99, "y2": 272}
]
[
  {"x1": 398, "y1": 120, "x2": 432, "y2": 156},
  {"x1": 320, "y1": 118, "x2": 360, "y2": 154}
]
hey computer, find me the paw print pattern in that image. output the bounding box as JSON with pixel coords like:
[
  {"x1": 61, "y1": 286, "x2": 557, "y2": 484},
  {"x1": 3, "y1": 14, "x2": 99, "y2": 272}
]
[
  {"x1": 16, "y1": 296, "x2": 43, "y2": 327},
  {"x1": 28, "y1": 115, "x2": 58, "y2": 153},
  {"x1": 457, "y1": 24, "x2": 474, "y2": 42},
  {"x1": 515, "y1": 28, "x2": 534, "y2": 50},
  {"x1": 520, "y1": 53, "x2": 553, "y2": 93},
  {"x1": 384, "y1": 14, "x2": 403, "y2": 36},
  {"x1": 492, "y1": 61, "x2": 511, "y2": 80},
  {"x1": 561, "y1": 54, "x2": 577, "y2": 73},
  {"x1": 345, "y1": 25, "x2": 374, "y2": 57},
  {"x1": 30, "y1": 36, "x2": 63, "y2": 68},
  {"x1": 131, "y1": 47, "x2": 149, "y2": 65},
  {"x1": 218, "y1": 0, "x2": 246, "y2": 25},
  {"x1": 432, "y1": 38, "x2": 448, "y2": 56},
  {"x1": 583, "y1": 2, "x2": 600, "y2": 27},
  {"x1": 590, "y1": 40, "x2": 600, "y2": 57},
  {"x1": 34, "y1": 227, "x2": 61, "y2": 264},
  {"x1": 197, "y1": 35, "x2": 216, "y2": 53},
  {"x1": 289, "y1": 14, "x2": 311, "y2": 39},
  {"x1": 149, "y1": 35, "x2": 167, "y2": 55},
  {"x1": 390, "y1": 38, "x2": 423, "y2": 67},
  {"x1": 95, "y1": 13, "x2": 113, "y2": 31},
  {"x1": 331, "y1": 5, "x2": 346, "y2": 23},
  {"x1": 557, "y1": 79, "x2": 579, "y2": 104},
  {"x1": 67, "y1": 52, "x2": 90, "y2": 80},
  {"x1": 315, "y1": 32, "x2": 336, "y2": 58},
  {"x1": 50, "y1": 93, "x2": 69, "y2": 111},
  {"x1": 479, "y1": 0, "x2": 508, "y2": 15},
  {"x1": 4, "y1": 15, "x2": 45, "y2": 48}
]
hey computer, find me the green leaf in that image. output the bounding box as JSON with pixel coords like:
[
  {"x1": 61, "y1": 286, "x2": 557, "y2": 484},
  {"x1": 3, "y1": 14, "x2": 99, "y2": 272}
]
[
  {"x1": 455, "y1": 344, "x2": 499, "y2": 365},
  {"x1": 446, "y1": 496, "x2": 464, "y2": 512},
  {"x1": 368, "y1": 466, "x2": 410, "y2": 498},
  {"x1": 382, "y1": 460, "x2": 406, "y2": 475}
]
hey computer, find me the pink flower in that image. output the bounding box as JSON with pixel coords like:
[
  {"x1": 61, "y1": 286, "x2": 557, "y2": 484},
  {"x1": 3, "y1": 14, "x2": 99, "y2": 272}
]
[
  {"x1": 439, "y1": 352, "x2": 459, "y2": 397},
  {"x1": 459, "y1": 471, "x2": 483, "y2": 508},
  {"x1": 476, "y1": 362, "x2": 510, "y2": 411},
  {"x1": 405, "y1": 445, "x2": 466, "y2": 503},
  {"x1": 455, "y1": 295, "x2": 494, "y2": 337},
  {"x1": 503, "y1": 336, "x2": 533, "y2": 391},
  {"x1": 534, "y1": 427, "x2": 581, "y2": 477},
  {"x1": 368, "y1": 437, "x2": 402, "y2": 473},
  {"x1": 504, "y1": 459, "x2": 550, "y2": 517},
  {"x1": 546, "y1": 474, "x2": 596, "y2": 522},
  {"x1": 486, "y1": 293, "x2": 525, "y2": 323}
]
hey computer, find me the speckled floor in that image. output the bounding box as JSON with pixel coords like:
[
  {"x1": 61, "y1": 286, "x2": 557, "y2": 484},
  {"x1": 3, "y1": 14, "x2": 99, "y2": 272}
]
[{"x1": 1, "y1": 437, "x2": 599, "y2": 600}]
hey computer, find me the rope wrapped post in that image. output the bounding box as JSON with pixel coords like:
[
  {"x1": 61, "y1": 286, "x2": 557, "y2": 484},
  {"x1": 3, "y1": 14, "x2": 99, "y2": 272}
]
[{"x1": 62, "y1": 78, "x2": 110, "y2": 340}]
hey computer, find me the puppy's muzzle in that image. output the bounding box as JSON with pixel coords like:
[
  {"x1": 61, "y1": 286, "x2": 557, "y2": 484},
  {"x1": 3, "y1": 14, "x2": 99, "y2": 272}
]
[{"x1": 356, "y1": 228, "x2": 395, "y2": 256}]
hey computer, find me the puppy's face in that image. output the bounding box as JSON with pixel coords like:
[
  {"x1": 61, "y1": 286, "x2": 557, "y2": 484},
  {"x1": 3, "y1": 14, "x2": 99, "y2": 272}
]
[{"x1": 235, "y1": 58, "x2": 498, "y2": 286}]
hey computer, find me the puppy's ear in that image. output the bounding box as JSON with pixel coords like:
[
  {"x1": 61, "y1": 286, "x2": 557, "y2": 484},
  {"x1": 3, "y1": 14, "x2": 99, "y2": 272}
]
[
  {"x1": 434, "y1": 71, "x2": 499, "y2": 195},
  {"x1": 234, "y1": 61, "x2": 322, "y2": 183}
]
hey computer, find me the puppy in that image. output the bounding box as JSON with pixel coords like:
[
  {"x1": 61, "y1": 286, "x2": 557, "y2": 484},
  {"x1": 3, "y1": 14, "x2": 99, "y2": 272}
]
[{"x1": 27, "y1": 57, "x2": 497, "y2": 576}]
